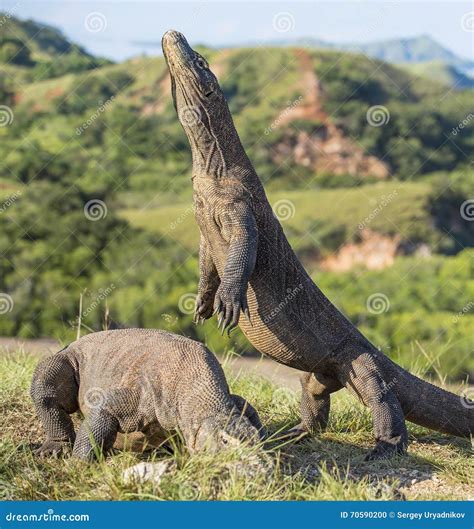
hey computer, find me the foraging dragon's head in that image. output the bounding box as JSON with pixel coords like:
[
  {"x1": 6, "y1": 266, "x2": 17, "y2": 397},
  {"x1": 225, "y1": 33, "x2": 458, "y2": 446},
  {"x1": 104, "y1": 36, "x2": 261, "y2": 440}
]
[
  {"x1": 162, "y1": 30, "x2": 247, "y2": 179},
  {"x1": 191, "y1": 412, "x2": 261, "y2": 454}
]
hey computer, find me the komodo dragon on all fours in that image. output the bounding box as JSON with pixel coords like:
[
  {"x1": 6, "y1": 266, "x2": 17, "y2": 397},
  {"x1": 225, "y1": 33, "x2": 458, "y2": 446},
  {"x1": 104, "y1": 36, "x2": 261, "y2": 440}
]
[
  {"x1": 31, "y1": 329, "x2": 263, "y2": 461},
  {"x1": 162, "y1": 30, "x2": 474, "y2": 460}
]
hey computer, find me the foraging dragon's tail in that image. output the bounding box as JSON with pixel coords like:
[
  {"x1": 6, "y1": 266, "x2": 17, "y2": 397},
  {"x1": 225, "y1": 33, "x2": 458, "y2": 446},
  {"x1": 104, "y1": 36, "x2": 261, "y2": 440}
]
[{"x1": 380, "y1": 356, "x2": 474, "y2": 438}]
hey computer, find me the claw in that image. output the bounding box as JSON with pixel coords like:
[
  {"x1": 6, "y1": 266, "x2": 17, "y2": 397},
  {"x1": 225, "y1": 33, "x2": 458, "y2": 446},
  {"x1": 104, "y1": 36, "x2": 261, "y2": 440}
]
[
  {"x1": 243, "y1": 307, "x2": 252, "y2": 326},
  {"x1": 216, "y1": 298, "x2": 223, "y2": 314}
]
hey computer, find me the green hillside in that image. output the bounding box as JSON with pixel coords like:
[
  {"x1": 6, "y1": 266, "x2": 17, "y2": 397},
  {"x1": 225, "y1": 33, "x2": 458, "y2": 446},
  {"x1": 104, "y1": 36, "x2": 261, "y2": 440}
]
[
  {"x1": 0, "y1": 16, "x2": 472, "y2": 380},
  {"x1": 0, "y1": 14, "x2": 110, "y2": 83}
]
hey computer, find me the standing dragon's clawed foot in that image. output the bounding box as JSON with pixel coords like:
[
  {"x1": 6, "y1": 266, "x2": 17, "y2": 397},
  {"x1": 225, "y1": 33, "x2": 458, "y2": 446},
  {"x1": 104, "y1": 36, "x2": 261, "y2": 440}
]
[
  {"x1": 364, "y1": 439, "x2": 408, "y2": 461},
  {"x1": 213, "y1": 285, "x2": 252, "y2": 336},
  {"x1": 193, "y1": 292, "x2": 214, "y2": 325}
]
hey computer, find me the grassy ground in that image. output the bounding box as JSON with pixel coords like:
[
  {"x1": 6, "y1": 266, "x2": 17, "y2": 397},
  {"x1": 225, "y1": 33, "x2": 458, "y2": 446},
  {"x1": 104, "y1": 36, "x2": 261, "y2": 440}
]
[{"x1": 0, "y1": 350, "x2": 472, "y2": 501}]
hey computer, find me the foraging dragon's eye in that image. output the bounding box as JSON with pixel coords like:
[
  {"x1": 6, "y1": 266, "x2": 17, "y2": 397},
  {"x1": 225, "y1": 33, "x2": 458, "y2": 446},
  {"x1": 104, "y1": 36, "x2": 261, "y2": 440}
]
[{"x1": 196, "y1": 58, "x2": 207, "y2": 69}]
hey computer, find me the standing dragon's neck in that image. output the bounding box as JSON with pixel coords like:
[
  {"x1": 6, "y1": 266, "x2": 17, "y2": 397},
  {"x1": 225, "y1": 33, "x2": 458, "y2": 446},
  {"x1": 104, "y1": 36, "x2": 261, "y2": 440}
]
[{"x1": 188, "y1": 104, "x2": 255, "y2": 182}]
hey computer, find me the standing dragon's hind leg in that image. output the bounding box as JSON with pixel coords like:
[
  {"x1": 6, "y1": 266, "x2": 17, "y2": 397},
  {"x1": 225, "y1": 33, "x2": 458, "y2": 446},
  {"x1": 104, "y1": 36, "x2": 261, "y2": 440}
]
[
  {"x1": 341, "y1": 352, "x2": 408, "y2": 460},
  {"x1": 277, "y1": 372, "x2": 342, "y2": 442},
  {"x1": 299, "y1": 372, "x2": 343, "y2": 433}
]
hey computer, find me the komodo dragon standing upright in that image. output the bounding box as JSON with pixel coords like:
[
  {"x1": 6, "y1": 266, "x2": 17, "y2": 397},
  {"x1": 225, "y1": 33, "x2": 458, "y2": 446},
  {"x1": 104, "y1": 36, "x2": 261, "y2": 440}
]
[
  {"x1": 162, "y1": 30, "x2": 473, "y2": 459},
  {"x1": 31, "y1": 329, "x2": 262, "y2": 460}
]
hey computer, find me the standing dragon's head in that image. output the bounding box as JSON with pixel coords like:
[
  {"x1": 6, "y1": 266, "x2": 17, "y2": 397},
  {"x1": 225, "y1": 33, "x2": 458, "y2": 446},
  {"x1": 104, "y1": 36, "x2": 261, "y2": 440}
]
[
  {"x1": 162, "y1": 30, "x2": 221, "y2": 109},
  {"x1": 162, "y1": 30, "x2": 247, "y2": 179}
]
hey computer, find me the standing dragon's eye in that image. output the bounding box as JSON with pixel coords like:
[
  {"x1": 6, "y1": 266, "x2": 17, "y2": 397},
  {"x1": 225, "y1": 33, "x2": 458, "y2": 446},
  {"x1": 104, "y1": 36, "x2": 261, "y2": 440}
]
[{"x1": 195, "y1": 57, "x2": 207, "y2": 69}]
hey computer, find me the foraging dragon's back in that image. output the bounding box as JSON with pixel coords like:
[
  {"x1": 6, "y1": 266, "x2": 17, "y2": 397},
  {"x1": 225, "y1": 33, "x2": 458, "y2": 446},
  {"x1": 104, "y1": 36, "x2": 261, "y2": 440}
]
[{"x1": 31, "y1": 329, "x2": 262, "y2": 460}]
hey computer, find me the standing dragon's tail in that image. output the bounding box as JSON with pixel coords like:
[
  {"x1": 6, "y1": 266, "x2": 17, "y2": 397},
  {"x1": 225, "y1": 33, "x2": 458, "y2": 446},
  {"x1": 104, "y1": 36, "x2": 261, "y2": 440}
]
[{"x1": 380, "y1": 356, "x2": 473, "y2": 438}]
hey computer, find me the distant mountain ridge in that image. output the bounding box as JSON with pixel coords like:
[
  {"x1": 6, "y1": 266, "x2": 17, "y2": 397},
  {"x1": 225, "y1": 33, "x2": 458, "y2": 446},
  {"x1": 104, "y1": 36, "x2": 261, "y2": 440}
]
[
  {"x1": 268, "y1": 35, "x2": 473, "y2": 71},
  {"x1": 132, "y1": 34, "x2": 473, "y2": 89}
]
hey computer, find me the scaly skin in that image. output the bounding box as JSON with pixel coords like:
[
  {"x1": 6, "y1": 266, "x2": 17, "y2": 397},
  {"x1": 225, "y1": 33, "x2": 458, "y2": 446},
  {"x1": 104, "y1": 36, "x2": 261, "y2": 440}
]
[
  {"x1": 162, "y1": 31, "x2": 474, "y2": 459},
  {"x1": 31, "y1": 329, "x2": 262, "y2": 460}
]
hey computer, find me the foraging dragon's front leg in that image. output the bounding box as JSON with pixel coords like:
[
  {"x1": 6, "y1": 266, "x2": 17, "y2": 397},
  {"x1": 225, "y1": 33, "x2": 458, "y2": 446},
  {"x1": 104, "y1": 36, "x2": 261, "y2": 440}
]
[{"x1": 214, "y1": 201, "x2": 257, "y2": 335}]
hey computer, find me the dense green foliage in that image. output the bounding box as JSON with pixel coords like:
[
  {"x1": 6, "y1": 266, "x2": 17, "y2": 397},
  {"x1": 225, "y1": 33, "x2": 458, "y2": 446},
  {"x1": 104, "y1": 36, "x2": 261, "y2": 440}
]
[{"x1": 0, "y1": 182, "x2": 194, "y2": 338}]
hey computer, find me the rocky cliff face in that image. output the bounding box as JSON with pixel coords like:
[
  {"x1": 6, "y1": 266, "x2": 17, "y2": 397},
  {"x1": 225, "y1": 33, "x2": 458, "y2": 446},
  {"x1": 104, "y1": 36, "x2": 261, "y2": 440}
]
[{"x1": 270, "y1": 49, "x2": 389, "y2": 180}]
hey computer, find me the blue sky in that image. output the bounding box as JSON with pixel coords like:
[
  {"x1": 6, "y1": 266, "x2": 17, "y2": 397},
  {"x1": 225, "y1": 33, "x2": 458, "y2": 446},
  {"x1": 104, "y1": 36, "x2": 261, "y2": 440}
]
[{"x1": 3, "y1": 1, "x2": 473, "y2": 61}]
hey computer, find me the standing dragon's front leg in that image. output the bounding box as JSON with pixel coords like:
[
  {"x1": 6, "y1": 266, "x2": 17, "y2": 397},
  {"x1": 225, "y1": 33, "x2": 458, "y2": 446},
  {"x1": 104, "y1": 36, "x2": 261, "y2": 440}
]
[
  {"x1": 213, "y1": 201, "x2": 257, "y2": 335},
  {"x1": 194, "y1": 235, "x2": 221, "y2": 324}
]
